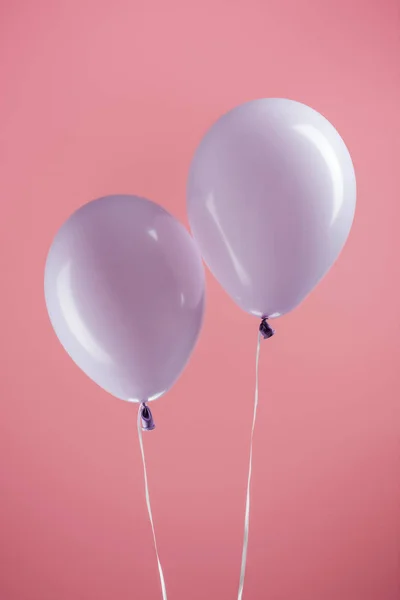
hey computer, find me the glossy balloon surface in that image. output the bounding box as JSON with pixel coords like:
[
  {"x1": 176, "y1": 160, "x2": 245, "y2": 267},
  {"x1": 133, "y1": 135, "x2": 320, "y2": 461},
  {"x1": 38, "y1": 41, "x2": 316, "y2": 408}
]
[
  {"x1": 187, "y1": 98, "x2": 356, "y2": 318},
  {"x1": 45, "y1": 195, "x2": 205, "y2": 402}
]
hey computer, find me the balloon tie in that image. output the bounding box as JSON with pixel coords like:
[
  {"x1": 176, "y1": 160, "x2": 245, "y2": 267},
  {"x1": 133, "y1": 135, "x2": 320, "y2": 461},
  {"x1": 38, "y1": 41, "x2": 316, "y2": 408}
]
[
  {"x1": 137, "y1": 403, "x2": 168, "y2": 599},
  {"x1": 237, "y1": 321, "x2": 274, "y2": 599},
  {"x1": 259, "y1": 317, "x2": 275, "y2": 339},
  {"x1": 140, "y1": 402, "x2": 156, "y2": 431}
]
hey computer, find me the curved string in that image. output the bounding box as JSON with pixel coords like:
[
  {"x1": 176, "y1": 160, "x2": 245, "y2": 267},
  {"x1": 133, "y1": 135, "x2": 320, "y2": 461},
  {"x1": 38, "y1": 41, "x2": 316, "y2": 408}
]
[
  {"x1": 238, "y1": 330, "x2": 262, "y2": 600},
  {"x1": 137, "y1": 408, "x2": 168, "y2": 599}
]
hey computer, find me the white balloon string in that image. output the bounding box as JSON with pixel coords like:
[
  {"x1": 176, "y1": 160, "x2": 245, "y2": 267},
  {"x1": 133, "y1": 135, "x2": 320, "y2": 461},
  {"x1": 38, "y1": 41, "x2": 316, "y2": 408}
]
[
  {"x1": 238, "y1": 330, "x2": 262, "y2": 600},
  {"x1": 137, "y1": 408, "x2": 168, "y2": 600}
]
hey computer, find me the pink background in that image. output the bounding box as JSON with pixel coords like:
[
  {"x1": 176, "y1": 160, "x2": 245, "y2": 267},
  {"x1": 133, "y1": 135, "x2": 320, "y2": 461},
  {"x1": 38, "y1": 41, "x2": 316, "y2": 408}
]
[{"x1": 1, "y1": 1, "x2": 400, "y2": 599}]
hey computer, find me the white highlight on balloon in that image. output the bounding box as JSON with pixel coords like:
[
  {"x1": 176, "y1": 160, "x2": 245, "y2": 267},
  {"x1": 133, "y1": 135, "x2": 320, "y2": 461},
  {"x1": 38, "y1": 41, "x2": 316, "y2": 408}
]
[
  {"x1": 148, "y1": 229, "x2": 159, "y2": 241},
  {"x1": 293, "y1": 123, "x2": 344, "y2": 224},
  {"x1": 56, "y1": 262, "x2": 112, "y2": 364},
  {"x1": 206, "y1": 192, "x2": 251, "y2": 287}
]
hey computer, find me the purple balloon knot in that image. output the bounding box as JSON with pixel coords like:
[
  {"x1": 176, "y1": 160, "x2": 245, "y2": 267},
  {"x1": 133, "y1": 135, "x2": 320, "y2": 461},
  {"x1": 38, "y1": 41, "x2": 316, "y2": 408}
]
[
  {"x1": 259, "y1": 318, "x2": 275, "y2": 339},
  {"x1": 140, "y1": 402, "x2": 156, "y2": 431}
]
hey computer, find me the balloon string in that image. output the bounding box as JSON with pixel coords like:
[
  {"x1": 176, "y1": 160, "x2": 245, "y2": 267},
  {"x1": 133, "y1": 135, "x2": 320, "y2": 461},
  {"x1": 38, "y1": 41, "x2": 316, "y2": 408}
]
[
  {"x1": 137, "y1": 407, "x2": 168, "y2": 600},
  {"x1": 237, "y1": 330, "x2": 262, "y2": 600}
]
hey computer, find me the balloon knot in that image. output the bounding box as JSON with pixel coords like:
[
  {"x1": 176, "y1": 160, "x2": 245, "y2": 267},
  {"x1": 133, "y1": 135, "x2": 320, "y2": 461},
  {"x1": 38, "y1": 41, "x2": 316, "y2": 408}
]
[
  {"x1": 140, "y1": 402, "x2": 156, "y2": 431},
  {"x1": 259, "y1": 318, "x2": 275, "y2": 339}
]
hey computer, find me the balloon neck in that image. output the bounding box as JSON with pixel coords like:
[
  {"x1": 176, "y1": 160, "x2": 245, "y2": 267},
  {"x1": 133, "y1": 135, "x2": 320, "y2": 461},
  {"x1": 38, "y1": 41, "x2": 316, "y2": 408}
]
[
  {"x1": 259, "y1": 318, "x2": 275, "y2": 339},
  {"x1": 140, "y1": 402, "x2": 156, "y2": 431}
]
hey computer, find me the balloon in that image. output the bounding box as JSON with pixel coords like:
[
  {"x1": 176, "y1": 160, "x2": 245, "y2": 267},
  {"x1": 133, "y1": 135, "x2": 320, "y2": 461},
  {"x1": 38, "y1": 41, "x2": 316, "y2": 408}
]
[
  {"x1": 44, "y1": 195, "x2": 205, "y2": 403},
  {"x1": 187, "y1": 98, "x2": 356, "y2": 319}
]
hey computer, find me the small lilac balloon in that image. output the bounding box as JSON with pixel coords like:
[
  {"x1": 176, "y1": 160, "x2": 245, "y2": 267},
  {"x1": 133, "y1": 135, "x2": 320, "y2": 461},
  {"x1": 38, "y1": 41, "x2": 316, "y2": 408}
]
[
  {"x1": 44, "y1": 195, "x2": 205, "y2": 403},
  {"x1": 187, "y1": 98, "x2": 356, "y2": 319}
]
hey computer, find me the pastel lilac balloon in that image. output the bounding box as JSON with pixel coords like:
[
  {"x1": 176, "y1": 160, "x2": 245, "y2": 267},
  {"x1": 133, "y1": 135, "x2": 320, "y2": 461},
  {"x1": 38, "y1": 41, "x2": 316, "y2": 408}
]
[
  {"x1": 44, "y1": 195, "x2": 205, "y2": 402},
  {"x1": 187, "y1": 98, "x2": 356, "y2": 318}
]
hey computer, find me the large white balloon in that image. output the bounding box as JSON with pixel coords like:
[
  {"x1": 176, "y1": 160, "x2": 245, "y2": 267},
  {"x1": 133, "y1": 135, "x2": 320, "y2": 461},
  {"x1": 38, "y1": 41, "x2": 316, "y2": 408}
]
[{"x1": 187, "y1": 98, "x2": 356, "y2": 318}]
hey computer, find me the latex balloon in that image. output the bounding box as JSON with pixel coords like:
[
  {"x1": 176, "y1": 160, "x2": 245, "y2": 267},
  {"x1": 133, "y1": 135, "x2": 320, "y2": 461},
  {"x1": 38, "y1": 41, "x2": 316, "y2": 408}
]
[
  {"x1": 44, "y1": 195, "x2": 205, "y2": 402},
  {"x1": 187, "y1": 98, "x2": 356, "y2": 319}
]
